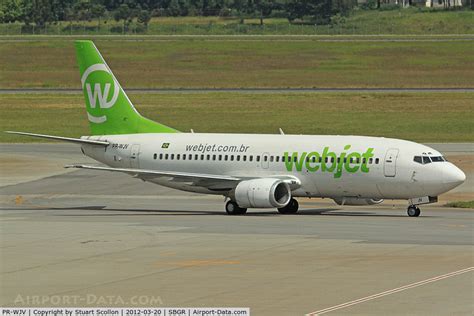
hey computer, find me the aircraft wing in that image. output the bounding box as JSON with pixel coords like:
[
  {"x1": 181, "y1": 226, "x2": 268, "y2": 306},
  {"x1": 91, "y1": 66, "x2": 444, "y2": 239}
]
[{"x1": 66, "y1": 164, "x2": 300, "y2": 191}]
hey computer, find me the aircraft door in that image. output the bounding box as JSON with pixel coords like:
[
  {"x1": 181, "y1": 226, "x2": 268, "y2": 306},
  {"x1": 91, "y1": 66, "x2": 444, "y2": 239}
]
[
  {"x1": 384, "y1": 148, "x2": 399, "y2": 177},
  {"x1": 130, "y1": 144, "x2": 141, "y2": 168}
]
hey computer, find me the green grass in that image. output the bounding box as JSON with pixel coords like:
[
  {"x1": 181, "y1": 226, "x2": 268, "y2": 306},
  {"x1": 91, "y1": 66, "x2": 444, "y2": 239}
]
[
  {"x1": 1, "y1": 92, "x2": 473, "y2": 143},
  {"x1": 0, "y1": 9, "x2": 472, "y2": 35},
  {"x1": 445, "y1": 201, "x2": 474, "y2": 208},
  {"x1": 1, "y1": 40, "x2": 473, "y2": 89}
]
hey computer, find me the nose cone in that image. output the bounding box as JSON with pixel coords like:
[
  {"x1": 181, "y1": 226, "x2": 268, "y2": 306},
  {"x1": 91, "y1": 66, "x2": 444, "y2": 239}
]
[{"x1": 443, "y1": 165, "x2": 466, "y2": 191}]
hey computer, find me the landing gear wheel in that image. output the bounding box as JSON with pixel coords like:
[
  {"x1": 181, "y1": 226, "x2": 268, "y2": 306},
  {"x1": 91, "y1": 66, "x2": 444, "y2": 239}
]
[
  {"x1": 278, "y1": 198, "x2": 299, "y2": 214},
  {"x1": 225, "y1": 201, "x2": 247, "y2": 215},
  {"x1": 407, "y1": 205, "x2": 421, "y2": 217}
]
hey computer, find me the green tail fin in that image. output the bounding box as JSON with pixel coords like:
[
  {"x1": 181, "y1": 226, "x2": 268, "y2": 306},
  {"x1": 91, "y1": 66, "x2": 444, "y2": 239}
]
[{"x1": 75, "y1": 40, "x2": 179, "y2": 135}]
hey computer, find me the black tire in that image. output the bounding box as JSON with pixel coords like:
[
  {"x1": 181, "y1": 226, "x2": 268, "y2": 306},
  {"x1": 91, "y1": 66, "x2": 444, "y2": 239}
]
[
  {"x1": 414, "y1": 207, "x2": 421, "y2": 217},
  {"x1": 407, "y1": 205, "x2": 419, "y2": 217},
  {"x1": 225, "y1": 201, "x2": 247, "y2": 215},
  {"x1": 278, "y1": 198, "x2": 299, "y2": 214}
]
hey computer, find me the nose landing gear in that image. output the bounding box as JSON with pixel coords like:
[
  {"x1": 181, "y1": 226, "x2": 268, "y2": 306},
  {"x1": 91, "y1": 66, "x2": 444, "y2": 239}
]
[
  {"x1": 407, "y1": 205, "x2": 421, "y2": 217},
  {"x1": 407, "y1": 196, "x2": 438, "y2": 217}
]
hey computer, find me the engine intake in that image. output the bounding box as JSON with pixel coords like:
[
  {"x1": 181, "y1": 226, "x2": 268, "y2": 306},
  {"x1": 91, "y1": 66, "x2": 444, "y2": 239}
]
[
  {"x1": 234, "y1": 178, "x2": 291, "y2": 208},
  {"x1": 333, "y1": 197, "x2": 384, "y2": 206}
]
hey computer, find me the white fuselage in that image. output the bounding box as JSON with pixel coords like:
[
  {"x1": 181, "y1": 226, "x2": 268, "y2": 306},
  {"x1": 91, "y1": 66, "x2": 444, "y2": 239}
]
[{"x1": 81, "y1": 133, "x2": 465, "y2": 201}]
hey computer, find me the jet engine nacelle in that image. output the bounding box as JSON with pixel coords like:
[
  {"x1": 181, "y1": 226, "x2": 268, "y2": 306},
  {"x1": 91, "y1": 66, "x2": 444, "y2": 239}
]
[
  {"x1": 234, "y1": 178, "x2": 291, "y2": 208},
  {"x1": 333, "y1": 197, "x2": 384, "y2": 206}
]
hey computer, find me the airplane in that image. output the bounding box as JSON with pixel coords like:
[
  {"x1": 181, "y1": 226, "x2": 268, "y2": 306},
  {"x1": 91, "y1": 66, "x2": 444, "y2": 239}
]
[{"x1": 7, "y1": 40, "x2": 466, "y2": 217}]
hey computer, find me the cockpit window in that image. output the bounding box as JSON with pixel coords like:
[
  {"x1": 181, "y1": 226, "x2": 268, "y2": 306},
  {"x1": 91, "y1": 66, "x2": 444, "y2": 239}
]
[{"x1": 415, "y1": 155, "x2": 446, "y2": 165}]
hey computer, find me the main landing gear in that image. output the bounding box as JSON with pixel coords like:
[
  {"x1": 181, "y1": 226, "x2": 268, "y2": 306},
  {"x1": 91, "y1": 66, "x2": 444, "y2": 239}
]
[
  {"x1": 225, "y1": 200, "x2": 247, "y2": 215},
  {"x1": 225, "y1": 198, "x2": 300, "y2": 215},
  {"x1": 277, "y1": 198, "x2": 299, "y2": 214},
  {"x1": 407, "y1": 205, "x2": 421, "y2": 217}
]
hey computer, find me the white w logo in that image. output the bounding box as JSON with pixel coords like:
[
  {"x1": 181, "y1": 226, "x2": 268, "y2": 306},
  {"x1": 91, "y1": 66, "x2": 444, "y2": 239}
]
[
  {"x1": 86, "y1": 83, "x2": 114, "y2": 109},
  {"x1": 81, "y1": 64, "x2": 120, "y2": 123}
]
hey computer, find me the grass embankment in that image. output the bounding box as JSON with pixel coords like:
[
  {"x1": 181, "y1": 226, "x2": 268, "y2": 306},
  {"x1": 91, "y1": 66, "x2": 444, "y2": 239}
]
[
  {"x1": 0, "y1": 9, "x2": 472, "y2": 35},
  {"x1": 1, "y1": 93, "x2": 473, "y2": 143},
  {"x1": 445, "y1": 201, "x2": 474, "y2": 208},
  {"x1": 0, "y1": 40, "x2": 473, "y2": 89}
]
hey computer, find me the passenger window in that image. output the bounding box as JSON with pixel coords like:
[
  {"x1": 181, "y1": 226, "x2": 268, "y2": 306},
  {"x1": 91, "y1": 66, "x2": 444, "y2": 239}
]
[
  {"x1": 165, "y1": 154, "x2": 169, "y2": 160},
  {"x1": 375, "y1": 158, "x2": 379, "y2": 164},
  {"x1": 171, "y1": 154, "x2": 174, "y2": 160},
  {"x1": 257, "y1": 156, "x2": 261, "y2": 162},
  {"x1": 362, "y1": 158, "x2": 366, "y2": 164},
  {"x1": 331, "y1": 157, "x2": 335, "y2": 163},
  {"x1": 264, "y1": 156, "x2": 268, "y2": 162},
  {"x1": 177, "y1": 154, "x2": 180, "y2": 160},
  {"x1": 225, "y1": 155, "x2": 228, "y2": 161},
  {"x1": 189, "y1": 154, "x2": 192, "y2": 160},
  {"x1": 276, "y1": 156, "x2": 279, "y2": 162},
  {"x1": 282, "y1": 156, "x2": 285, "y2": 162},
  {"x1": 312, "y1": 156, "x2": 316, "y2": 163},
  {"x1": 237, "y1": 156, "x2": 240, "y2": 161},
  {"x1": 201, "y1": 154, "x2": 204, "y2": 160},
  {"x1": 230, "y1": 155, "x2": 234, "y2": 161},
  {"x1": 305, "y1": 156, "x2": 310, "y2": 163},
  {"x1": 423, "y1": 156, "x2": 431, "y2": 164},
  {"x1": 219, "y1": 155, "x2": 222, "y2": 161},
  {"x1": 270, "y1": 156, "x2": 274, "y2": 162},
  {"x1": 195, "y1": 154, "x2": 199, "y2": 160},
  {"x1": 356, "y1": 158, "x2": 360, "y2": 164},
  {"x1": 153, "y1": 153, "x2": 157, "y2": 160},
  {"x1": 206, "y1": 154, "x2": 210, "y2": 160},
  {"x1": 369, "y1": 158, "x2": 373, "y2": 164},
  {"x1": 159, "y1": 154, "x2": 163, "y2": 160},
  {"x1": 249, "y1": 156, "x2": 253, "y2": 162},
  {"x1": 183, "y1": 154, "x2": 186, "y2": 160},
  {"x1": 243, "y1": 156, "x2": 247, "y2": 162},
  {"x1": 413, "y1": 156, "x2": 422, "y2": 164},
  {"x1": 212, "y1": 155, "x2": 216, "y2": 161}
]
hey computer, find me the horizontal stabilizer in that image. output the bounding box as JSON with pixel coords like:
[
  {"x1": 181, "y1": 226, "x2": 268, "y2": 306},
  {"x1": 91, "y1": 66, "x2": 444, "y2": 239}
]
[{"x1": 5, "y1": 131, "x2": 109, "y2": 146}]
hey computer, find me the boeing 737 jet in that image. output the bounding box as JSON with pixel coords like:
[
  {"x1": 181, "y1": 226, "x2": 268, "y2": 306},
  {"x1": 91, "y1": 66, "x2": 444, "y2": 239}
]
[{"x1": 7, "y1": 41, "x2": 466, "y2": 216}]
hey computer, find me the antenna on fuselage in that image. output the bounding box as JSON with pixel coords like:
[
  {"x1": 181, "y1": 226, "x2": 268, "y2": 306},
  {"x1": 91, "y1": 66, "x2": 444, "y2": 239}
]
[
  {"x1": 190, "y1": 129, "x2": 194, "y2": 133},
  {"x1": 279, "y1": 128, "x2": 285, "y2": 135}
]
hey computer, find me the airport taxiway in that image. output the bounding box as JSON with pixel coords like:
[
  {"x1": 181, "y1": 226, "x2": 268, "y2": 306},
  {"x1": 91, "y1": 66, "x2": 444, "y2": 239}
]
[{"x1": 1, "y1": 144, "x2": 473, "y2": 315}]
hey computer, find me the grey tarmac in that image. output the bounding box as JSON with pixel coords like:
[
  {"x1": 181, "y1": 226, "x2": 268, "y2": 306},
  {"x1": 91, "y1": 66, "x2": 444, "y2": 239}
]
[{"x1": 0, "y1": 144, "x2": 473, "y2": 315}]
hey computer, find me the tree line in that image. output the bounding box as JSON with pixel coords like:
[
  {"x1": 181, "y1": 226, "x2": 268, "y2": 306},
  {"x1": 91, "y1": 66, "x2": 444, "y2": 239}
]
[{"x1": 0, "y1": 0, "x2": 357, "y2": 29}]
